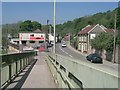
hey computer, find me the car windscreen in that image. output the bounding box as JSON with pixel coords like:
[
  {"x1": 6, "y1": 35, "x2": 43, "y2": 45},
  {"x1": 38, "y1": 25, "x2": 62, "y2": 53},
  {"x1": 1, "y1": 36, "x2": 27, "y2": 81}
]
[{"x1": 93, "y1": 54, "x2": 101, "y2": 57}]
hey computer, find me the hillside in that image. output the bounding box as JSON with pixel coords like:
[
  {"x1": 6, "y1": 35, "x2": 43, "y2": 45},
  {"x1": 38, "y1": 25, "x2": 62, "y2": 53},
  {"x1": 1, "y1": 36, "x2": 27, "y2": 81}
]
[{"x1": 56, "y1": 7, "x2": 118, "y2": 37}]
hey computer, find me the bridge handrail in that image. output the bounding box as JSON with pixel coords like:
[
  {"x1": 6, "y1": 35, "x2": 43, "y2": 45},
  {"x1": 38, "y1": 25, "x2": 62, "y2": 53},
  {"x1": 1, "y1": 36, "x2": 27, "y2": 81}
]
[
  {"x1": 0, "y1": 51, "x2": 36, "y2": 89},
  {"x1": 46, "y1": 52, "x2": 119, "y2": 89},
  {"x1": 9, "y1": 42, "x2": 19, "y2": 50}
]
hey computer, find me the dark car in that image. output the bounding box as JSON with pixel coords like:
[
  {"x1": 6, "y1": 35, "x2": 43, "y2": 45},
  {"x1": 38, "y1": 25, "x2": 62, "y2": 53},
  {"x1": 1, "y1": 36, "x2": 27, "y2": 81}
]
[{"x1": 86, "y1": 53, "x2": 103, "y2": 63}]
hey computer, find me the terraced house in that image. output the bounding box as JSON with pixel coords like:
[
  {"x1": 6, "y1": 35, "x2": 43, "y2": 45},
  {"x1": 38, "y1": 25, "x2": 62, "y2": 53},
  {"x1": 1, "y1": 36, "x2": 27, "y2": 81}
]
[{"x1": 77, "y1": 24, "x2": 114, "y2": 54}]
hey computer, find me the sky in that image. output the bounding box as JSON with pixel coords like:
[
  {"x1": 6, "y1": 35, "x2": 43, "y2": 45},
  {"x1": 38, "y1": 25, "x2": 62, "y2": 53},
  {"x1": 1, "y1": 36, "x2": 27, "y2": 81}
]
[
  {"x1": 1, "y1": 0, "x2": 119, "y2": 2},
  {"x1": 2, "y1": 2, "x2": 118, "y2": 25}
]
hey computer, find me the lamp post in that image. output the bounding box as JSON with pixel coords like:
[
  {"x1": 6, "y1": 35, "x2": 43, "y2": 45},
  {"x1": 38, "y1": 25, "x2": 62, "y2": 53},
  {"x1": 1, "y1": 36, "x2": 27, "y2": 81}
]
[
  {"x1": 53, "y1": 0, "x2": 56, "y2": 53},
  {"x1": 6, "y1": 24, "x2": 8, "y2": 54},
  {"x1": 113, "y1": 14, "x2": 116, "y2": 63}
]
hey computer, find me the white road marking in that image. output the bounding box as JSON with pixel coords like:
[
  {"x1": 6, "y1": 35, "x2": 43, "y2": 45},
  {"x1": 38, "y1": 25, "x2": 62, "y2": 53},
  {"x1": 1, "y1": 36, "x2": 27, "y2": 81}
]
[
  {"x1": 59, "y1": 45, "x2": 73, "y2": 58},
  {"x1": 69, "y1": 55, "x2": 73, "y2": 58},
  {"x1": 59, "y1": 46, "x2": 64, "y2": 52},
  {"x1": 65, "y1": 52, "x2": 68, "y2": 54}
]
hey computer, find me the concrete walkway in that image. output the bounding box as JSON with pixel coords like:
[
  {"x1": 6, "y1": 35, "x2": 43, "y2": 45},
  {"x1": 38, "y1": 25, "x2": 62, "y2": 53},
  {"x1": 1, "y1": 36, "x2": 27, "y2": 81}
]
[
  {"x1": 7, "y1": 52, "x2": 57, "y2": 89},
  {"x1": 21, "y1": 52, "x2": 56, "y2": 88}
]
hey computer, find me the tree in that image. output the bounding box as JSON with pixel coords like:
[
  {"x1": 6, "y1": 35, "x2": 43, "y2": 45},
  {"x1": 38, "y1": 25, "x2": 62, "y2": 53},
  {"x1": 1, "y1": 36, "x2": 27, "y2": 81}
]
[
  {"x1": 20, "y1": 20, "x2": 33, "y2": 31},
  {"x1": 56, "y1": 7, "x2": 117, "y2": 36},
  {"x1": 32, "y1": 21, "x2": 41, "y2": 30},
  {"x1": 116, "y1": 6, "x2": 120, "y2": 44},
  {"x1": 19, "y1": 20, "x2": 41, "y2": 32},
  {"x1": 116, "y1": 3, "x2": 120, "y2": 63},
  {"x1": 91, "y1": 33, "x2": 114, "y2": 54}
]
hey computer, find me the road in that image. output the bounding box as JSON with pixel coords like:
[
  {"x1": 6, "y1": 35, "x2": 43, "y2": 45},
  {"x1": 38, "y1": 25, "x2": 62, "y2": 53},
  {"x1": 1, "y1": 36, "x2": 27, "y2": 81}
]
[{"x1": 48, "y1": 42, "x2": 118, "y2": 71}]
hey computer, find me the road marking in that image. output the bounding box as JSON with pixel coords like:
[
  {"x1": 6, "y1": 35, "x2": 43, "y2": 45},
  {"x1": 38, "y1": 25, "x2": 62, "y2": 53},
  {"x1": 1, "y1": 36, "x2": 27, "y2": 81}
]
[
  {"x1": 59, "y1": 45, "x2": 73, "y2": 58},
  {"x1": 59, "y1": 46, "x2": 68, "y2": 54},
  {"x1": 59, "y1": 44, "x2": 73, "y2": 58},
  {"x1": 59, "y1": 46, "x2": 64, "y2": 52},
  {"x1": 65, "y1": 52, "x2": 68, "y2": 54},
  {"x1": 69, "y1": 55, "x2": 73, "y2": 58}
]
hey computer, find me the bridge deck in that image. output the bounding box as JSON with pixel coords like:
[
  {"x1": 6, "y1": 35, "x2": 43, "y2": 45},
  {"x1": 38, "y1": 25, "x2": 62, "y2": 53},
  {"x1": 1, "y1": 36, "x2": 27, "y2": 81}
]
[{"x1": 7, "y1": 52, "x2": 57, "y2": 89}]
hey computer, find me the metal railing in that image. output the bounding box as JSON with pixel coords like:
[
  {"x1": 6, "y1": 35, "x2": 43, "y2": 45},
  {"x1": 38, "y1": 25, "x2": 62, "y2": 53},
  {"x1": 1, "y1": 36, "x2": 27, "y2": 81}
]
[
  {"x1": 9, "y1": 42, "x2": 19, "y2": 50},
  {"x1": 0, "y1": 51, "x2": 36, "y2": 89}
]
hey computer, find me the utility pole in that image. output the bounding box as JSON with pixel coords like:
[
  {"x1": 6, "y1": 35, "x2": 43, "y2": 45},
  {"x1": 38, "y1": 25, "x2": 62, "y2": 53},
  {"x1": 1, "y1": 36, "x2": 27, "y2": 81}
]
[
  {"x1": 6, "y1": 24, "x2": 8, "y2": 54},
  {"x1": 49, "y1": 24, "x2": 52, "y2": 34},
  {"x1": 113, "y1": 14, "x2": 116, "y2": 63},
  {"x1": 47, "y1": 19, "x2": 49, "y2": 34},
  {"x1": 53, "y1": 0, "x2": 56, "y2": 53}
]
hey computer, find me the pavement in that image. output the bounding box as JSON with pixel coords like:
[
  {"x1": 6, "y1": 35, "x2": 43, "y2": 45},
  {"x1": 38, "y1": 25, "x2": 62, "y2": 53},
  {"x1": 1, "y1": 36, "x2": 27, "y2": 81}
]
[
  {"x1": 7, "y1": 52, "x2": 57, "y2": 89},
  {"x1": 67, "y1": 44, "x2": 87, "y2": 56},
  {"x1": 21, "y1": 52, "x2": 56, "y2": 88}
]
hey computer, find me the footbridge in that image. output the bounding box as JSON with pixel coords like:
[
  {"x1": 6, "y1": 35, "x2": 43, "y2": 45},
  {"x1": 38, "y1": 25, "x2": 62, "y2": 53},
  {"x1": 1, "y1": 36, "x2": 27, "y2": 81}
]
[{"x1": 0, "y1": 51, "x2": 119, "y2": 90}]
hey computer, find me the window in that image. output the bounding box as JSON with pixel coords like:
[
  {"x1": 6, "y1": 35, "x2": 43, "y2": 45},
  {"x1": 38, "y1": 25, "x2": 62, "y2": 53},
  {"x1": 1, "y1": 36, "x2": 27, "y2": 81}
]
[
  {"x1": 81, "y1": 36, "x2": 83, "y2": 41},
  {"x1": 30, "y1": 34, "x2": 34, "y2": 37},
  {"x1": 29, "y1": 41, "x2": 35, "y2": 43},
  {"x1": 84, "y1": 36, "x2": 87, "y2": 42},
  {"x1": 39, "y1": 41, "x2": 44, "y2": 43}
]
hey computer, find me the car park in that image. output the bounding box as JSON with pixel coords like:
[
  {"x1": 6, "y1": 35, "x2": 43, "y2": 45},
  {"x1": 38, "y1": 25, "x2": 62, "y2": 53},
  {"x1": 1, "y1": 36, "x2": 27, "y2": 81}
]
[{"x1": 86, "y1": 53, "x2": 103, "y2": 63}]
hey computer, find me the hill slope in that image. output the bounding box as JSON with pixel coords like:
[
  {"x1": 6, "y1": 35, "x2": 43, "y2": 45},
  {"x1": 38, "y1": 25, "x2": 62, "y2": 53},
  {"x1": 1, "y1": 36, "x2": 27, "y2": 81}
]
[{"x1": 56, "y1": 7, "x2": 118, "y2": 37}]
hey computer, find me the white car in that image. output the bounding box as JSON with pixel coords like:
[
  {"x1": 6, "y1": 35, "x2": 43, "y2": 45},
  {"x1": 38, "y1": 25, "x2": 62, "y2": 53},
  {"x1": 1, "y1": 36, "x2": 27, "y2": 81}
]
[
  {"x1": 23, "y1": 46, "x2": 34, "y2": 51},
  {"x1": 62, "y1": 43, "x2": 67, "y2": 47}
]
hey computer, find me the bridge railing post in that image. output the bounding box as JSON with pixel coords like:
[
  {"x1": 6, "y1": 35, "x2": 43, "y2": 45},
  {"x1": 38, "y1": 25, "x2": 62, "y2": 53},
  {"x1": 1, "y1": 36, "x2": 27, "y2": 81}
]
[
  {"x1": 8, "y1": 64, "x2": 12, "y2": 83},
  {"x1": 1, "y1": 51, "x2": 36, "y2": 89}
]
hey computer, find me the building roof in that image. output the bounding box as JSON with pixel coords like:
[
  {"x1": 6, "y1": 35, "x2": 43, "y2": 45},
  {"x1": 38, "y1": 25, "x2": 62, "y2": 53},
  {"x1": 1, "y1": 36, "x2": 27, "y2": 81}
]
[
  {"x1": 104, "y1": 29, "x2": 114, "y2": 33},
  {"x1": 78, "y1": 24, "x2": 114, "y2": 34},
  {"x1": 78, "y1": 25, "x2": 96, "y2": 34},
  {"x1": 33, "y1": 29, "x2": 42, "y2": 33}
]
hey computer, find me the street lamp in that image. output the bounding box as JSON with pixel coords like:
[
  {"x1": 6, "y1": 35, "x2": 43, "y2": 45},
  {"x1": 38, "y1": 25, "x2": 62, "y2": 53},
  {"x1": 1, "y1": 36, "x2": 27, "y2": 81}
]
[
  {"x1": 53, "y1": 0, "x2": 56, "y2": 53},
  {"x1": 6, "y1": 24, "x2": 8, "y2": 54},
  {"x1": 113, "y1": 14, "x2": 116, "y2": 63}
]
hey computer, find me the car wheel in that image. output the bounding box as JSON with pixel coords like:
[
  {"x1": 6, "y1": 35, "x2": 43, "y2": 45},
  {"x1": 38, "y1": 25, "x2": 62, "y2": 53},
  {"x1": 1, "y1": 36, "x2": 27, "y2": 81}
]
[
  {"x1": 86, "y1": 58, "x2": 88, "y2": 60},
  {"x1": 91, "y1": 60, "x2": 93, "y2": 63}
]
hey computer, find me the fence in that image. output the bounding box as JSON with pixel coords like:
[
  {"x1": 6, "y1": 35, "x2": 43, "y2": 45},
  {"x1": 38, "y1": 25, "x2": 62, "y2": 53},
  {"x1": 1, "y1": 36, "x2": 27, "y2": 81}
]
[{"x1": 0, "y1": 51, "x2": 36, "y2": 89}]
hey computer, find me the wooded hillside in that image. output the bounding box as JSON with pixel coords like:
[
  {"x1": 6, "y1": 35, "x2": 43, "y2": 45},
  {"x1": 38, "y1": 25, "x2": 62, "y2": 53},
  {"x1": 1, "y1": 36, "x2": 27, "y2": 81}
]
[{"x1": 56, "y1": 7, "x2": 118, "y2": 37}]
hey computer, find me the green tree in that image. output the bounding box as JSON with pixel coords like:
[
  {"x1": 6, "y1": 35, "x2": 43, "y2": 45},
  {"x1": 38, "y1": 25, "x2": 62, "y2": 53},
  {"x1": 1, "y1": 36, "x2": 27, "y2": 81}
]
[
  {"x1": 32, "y1": 21, "x2": 41, "y2": 30},
  {"x1": 116, "y1": 6, "x2": 120, "y2": 44},
  {"x1": 116, "y1": 3, "x2": 120, "y2": 63},
  {"x1": 56, "y1": 7, "x2": 118, "y2": 36},
  {"x1": 20, "y1": 20, "x2": 33, "y2": 31},
  {"x1": 19, "y1": 20, "x2": 42, "y2": 32},
  {"x1": 91, "y1": 33, "x2": 114, "y2": 53}
]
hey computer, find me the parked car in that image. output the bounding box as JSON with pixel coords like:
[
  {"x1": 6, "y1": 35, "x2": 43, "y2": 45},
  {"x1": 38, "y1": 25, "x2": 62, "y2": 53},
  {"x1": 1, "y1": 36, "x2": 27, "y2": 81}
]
[
  {"x1": 62, "y1": 43, "x2": 67, "y2": 47},
  {"x1": 86, "y1": 53, "x2": 103, "y2": 63}
]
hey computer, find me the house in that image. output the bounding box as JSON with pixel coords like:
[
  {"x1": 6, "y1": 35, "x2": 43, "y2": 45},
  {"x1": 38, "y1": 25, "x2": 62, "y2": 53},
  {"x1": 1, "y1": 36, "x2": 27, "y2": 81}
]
[
  {"x1": 77, "y1": 24, "x2": 114, "y2": 54},
  {"x1": 19, "y1": 29, "x2": 46, "y2": 48}
]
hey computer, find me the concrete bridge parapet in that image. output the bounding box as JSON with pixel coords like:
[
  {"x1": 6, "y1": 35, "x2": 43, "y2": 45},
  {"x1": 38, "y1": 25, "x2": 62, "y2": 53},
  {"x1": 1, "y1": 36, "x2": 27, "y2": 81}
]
[{"x1": 46, "y1": 52, "x2": 119, "y2": 89}]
